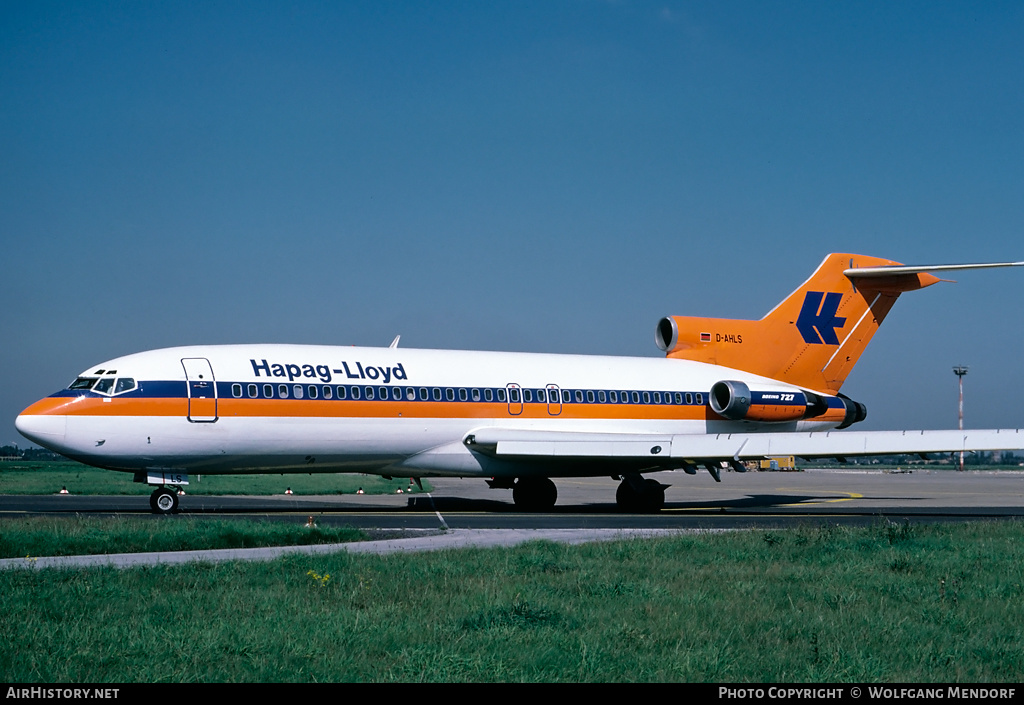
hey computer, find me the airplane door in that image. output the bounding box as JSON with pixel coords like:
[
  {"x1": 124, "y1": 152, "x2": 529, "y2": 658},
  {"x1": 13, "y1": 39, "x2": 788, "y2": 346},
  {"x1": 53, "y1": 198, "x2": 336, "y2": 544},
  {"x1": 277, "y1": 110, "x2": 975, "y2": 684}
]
[
  {"x1": 546, "y1": 384, "x2": 562, "y2": 416},
  {"x1": 182, "y1": 358, "x2": 218, "y2": 422},
  {"x1": 506, "y1": 383, "x2": 523, "y2": 416}
]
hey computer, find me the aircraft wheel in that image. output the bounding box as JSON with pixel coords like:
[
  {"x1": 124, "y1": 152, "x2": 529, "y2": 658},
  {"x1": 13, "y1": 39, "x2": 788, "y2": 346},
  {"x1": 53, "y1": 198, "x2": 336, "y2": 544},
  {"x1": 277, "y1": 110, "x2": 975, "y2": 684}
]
[
  {"x1": 150, "y1": 488, "x2": 179, "y2": 514},
  {"x1": 616, "y1": 478, "x2": 665, "y2": 513},
  {"x1": 616, "y1": 480, "x2": 640, "y2": 512},
  {"x1": 512, "y1": 477, "x2": 557, "y2": 511},
  {"x1": 640, "y1": 478, "x2": 666, "y2": 512}
]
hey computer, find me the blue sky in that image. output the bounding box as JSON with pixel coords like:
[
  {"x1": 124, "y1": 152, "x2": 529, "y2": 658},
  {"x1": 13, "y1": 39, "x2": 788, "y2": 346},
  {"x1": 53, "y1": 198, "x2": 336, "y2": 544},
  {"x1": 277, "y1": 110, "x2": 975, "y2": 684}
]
[{"x1": 3, "y1": 1, "x2": 1023, "y2": 445}]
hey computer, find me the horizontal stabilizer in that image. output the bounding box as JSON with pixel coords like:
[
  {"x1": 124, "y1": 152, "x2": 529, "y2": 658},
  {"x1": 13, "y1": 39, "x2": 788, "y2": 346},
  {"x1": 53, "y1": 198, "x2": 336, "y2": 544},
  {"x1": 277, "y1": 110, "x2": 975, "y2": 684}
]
[{"x1": 844, "y1": 260, "x2": 1024, "y2": 278}]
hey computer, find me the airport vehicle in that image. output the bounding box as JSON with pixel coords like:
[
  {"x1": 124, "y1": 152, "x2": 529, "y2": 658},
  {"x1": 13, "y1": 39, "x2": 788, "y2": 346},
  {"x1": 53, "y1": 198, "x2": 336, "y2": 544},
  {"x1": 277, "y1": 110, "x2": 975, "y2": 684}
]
[{"x1": 15, "y1": 253, "x2": 1024, "y2": 514}]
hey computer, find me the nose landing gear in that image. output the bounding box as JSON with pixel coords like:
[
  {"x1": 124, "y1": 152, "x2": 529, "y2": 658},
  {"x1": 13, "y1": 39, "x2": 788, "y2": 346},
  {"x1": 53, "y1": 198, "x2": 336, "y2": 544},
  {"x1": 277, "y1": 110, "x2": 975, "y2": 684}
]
[{"x1": 150, "y1": 487, "x2": 179, "y2": 514}]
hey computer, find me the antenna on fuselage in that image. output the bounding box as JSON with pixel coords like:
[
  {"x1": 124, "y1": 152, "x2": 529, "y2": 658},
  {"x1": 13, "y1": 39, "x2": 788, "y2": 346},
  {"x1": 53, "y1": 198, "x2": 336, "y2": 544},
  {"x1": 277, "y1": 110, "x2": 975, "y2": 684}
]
[{"x1": 389, "y1": 335, "x2": 401, "y2": 349}]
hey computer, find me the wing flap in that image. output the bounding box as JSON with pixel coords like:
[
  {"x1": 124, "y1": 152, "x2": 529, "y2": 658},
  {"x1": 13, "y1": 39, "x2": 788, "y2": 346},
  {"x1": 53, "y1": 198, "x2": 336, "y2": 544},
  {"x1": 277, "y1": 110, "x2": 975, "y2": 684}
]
[{"x1": 468, "y1": 428, "x2": 1024, "y2": 462}]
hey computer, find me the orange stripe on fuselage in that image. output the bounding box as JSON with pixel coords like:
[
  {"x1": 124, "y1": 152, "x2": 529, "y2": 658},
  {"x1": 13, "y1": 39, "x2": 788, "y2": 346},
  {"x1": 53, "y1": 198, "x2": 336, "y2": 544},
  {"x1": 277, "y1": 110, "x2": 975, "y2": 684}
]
[
  {"x1": 22, "y1": 396, "x2": 187, "y2": 417},
  {"x1": 220, "y1": 398, "x2": 711, "y2": 421},
  {"x1": 23, "y1": 394, "x2": 724, "y2": 421}
]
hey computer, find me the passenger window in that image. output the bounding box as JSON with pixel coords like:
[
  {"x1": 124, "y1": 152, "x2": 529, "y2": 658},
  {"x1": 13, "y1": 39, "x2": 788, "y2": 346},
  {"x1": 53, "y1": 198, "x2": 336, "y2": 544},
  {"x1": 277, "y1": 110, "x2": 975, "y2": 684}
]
[
  {"x1": 337, "y1": 386, "x2": 347, "y2": 399},
  {"x1": 575, "y1": 390, "x2": 584, "y2": 403},
  {"x1": 610, "y1": 390, "x2": 618, "y2": 403},
  {"x1": 484, "y1": 388, "x2": 493, "y2": 402},
  {"x1": 407, "y1": 388, "x2": 416, "y2": 401},
  {"x1": 446, "y1": 388, "x2": 455, "y2": 401},
  {"x1": 264, "y1": 384, "x2": 273, "y2": 398},
  {"x1": 642, "y1": 392, "x2": 651, "y2": 404},
  {"x1": 308, "y1": 385, "x2": 318, "y2": 399},
  {"x1": 294, "y1": 385, "x2": 304, "y2": 399},
  {"x1": 419, "y1": 388, "x2": 428, "y2": 401},
  {"x1": 379, "y1": 387, "x2": 388, "y2": 401},
  {"x1": 459, "y1": 388, "x2": 468, "y2": 402},
  {"x1": 598, "y1": 390, "x2": 606, "y2": 403},
  {"x1": 279, "y1": 385, "x2": 289, "y2": 399},
  {"x1": 653, "y1": 392, "x2": 661, "y2": 404},
  {"x1": 497, "y1": 388, "x2": 507, "y2": 402},
  {"x1": 696, "y1": 393, "x2": 704, "y2": 405},
  {"x1": 351, "y1": 386, "x2": 361, "y2": 400},
  {"x1": 562, "y1": 390, "x2": 571, "y2": 403},
  {"x1": 232, "y1": 384, "x2": 242, "y2": 398},
  {"x1": 323, "y1": 386, "x2": 332, "y2": 400},
  {"x1": 536, "y1": 389, "x2": 545, "y2": 402},
  {"x1": 432, "y1": 388, "x2": 442, "y2": 401},
  {"x1": 631, "y1": 391, "x2": 640, "y2": 404},
  {"x1": 248, "y1": 384, "x2": 258, "y2": 398},
  {"x1": 523, "y1": 389, "x2": 532, "y2": 403},
  {"x1": 364, "y1": 387, "x2": 374, "y2": 400},
  {"x1": 472, "y1": 388, "x2": 481, "y2": 401},
  {"x1": 586, "y1": 390, "x2": 595, "y2": 403}
]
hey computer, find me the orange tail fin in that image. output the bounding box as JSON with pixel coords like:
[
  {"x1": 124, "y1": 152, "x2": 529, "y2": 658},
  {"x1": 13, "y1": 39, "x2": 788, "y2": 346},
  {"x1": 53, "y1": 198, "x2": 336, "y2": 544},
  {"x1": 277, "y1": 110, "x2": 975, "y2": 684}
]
[{"x1": 656, "y1": 254, "x2": 943, "y2": 394}]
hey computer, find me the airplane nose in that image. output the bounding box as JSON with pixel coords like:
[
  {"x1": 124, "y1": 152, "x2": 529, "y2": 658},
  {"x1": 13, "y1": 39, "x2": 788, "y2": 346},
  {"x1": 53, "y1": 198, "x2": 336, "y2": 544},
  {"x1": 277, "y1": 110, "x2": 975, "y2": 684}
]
[{"x1": 15, "y1": 413, "x2": 67, "y2": 446}]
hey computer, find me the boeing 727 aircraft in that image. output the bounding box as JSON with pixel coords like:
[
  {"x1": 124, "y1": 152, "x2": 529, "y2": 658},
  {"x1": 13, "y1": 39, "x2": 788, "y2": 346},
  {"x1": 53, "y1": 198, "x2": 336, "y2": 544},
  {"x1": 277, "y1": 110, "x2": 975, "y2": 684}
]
[{"x1": 15, "y1": 253, "x2": 1024, "y2": 513}]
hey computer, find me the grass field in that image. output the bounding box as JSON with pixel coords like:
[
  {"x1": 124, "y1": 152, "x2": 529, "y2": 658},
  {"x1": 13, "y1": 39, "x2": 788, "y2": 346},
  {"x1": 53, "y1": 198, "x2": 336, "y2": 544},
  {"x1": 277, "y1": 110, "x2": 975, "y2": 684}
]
[
  {"x1": 0, "y1": 460, "x2": 428, "y2": 496},
  {"x1": 2, "y1": 519, "x2": 1023, "y2": 682},
  {"x1": 0, "y1": 515, "x2": 366, "y2": 559}
]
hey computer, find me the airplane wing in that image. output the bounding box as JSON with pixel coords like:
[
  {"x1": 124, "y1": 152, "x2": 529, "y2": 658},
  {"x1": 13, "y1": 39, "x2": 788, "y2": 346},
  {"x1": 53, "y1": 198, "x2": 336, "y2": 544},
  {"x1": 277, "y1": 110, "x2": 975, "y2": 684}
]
[{"x1": 466, "y1": 428, "x2": 1024, "y2": 463}]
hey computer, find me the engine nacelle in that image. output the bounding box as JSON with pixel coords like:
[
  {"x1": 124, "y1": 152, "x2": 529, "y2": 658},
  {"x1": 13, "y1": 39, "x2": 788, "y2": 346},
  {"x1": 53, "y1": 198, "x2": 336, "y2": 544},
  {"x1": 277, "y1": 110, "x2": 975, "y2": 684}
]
[
  {"x1": 710, "y1": 380, "x2": 810, "y2": 423},
  {"x1": 710, "y1": 380, "x2": 751, "y2": 420},
  {"x1": 837, "y1": 394, "x2": 868, "y2": 429}
]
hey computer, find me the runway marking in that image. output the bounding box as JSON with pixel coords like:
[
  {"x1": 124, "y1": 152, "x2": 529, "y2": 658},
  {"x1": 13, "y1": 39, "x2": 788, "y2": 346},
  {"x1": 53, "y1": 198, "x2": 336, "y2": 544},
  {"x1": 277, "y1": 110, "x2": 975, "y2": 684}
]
[
  {"x1": 662, "y1": 490, "x2": 863, "y2": 512},
  {"x1": 424, "y1": 493, "x2": 449, "y2": 530},
  {"x1": 776, "y1": 490, "x2": 863, "y2": 506}
]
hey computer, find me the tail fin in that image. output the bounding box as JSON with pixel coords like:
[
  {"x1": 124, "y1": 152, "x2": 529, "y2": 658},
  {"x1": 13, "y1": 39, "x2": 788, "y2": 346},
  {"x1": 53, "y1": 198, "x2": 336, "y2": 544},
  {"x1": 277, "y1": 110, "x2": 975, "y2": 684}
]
[{"x1": 656, "y1": 253, "x2": 1021, "y2": 394}]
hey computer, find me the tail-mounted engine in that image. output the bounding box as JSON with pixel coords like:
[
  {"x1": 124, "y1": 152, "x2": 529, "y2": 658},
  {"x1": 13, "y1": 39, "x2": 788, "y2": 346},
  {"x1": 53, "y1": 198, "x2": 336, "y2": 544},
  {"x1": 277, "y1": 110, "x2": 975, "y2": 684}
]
[
  {"x1": 837, "y1": 394, "x2": 868, "y2": 429},
  {"x1": 709, "y1": 380, "x2": 867, "y2": 427}
]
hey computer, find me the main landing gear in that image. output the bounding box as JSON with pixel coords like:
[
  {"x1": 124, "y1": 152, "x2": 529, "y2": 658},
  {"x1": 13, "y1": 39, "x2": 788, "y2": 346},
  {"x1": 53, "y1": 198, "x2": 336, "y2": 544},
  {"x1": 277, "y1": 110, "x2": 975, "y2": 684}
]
[
  {"x1": 149, "y1": 487, "x2": 179, "y2": 514},
  {"x1": 512, "y1": 477, "x2": 558, "y2": 511},
  {"x1": 490, "y1": 474, "x2": 667, "y2": 513},
  {"x1": 489, "y1": 476, "x2": 560, "y2": 511},
  {"x1": 615, "y1": 475, "x2": 667, "y2": 513}
]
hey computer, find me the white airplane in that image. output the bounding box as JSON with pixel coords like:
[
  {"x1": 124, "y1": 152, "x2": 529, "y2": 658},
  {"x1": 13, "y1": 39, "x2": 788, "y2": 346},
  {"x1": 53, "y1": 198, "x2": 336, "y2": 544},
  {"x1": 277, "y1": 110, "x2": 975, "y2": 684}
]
[{"x1": 15, "y1": 253, "x2": 1024, "y2": 514}]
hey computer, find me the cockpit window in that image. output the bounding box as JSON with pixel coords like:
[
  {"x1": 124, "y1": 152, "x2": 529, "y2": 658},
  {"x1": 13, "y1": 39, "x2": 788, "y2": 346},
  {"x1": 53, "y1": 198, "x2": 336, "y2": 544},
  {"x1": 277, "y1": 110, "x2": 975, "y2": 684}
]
[
  {"x1": 114, "y1": 378, "x2": 136, "y2": 394},
  {"x1": 69, "y1": 375, "x2": 136, "y2": 395},
  {"x1": 69, "y1": 377, "x2": 98, "y2": 390}
]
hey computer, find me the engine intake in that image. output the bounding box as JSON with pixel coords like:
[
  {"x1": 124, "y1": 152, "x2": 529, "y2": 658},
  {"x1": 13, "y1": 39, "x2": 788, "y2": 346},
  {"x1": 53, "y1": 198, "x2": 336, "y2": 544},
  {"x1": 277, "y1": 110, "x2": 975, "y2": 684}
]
[
  {"x1": 710, "y1": 380, "x2": 751, "y2": 420},
  {"x1": 710, "y1": 380, "x2": 811, "y2": 423}
]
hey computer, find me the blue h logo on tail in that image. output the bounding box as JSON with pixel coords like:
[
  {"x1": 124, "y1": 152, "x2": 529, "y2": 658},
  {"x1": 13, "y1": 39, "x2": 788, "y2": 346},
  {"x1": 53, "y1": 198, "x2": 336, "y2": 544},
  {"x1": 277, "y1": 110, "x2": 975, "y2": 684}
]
[{"x1": 796, "y1": 292, "x2": 846, "y2": 345}]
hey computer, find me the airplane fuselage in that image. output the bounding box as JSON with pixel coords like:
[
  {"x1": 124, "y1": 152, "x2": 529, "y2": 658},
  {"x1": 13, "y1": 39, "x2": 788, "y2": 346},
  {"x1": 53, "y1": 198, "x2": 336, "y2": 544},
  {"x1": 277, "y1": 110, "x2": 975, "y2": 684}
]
[{"x1": 16, "y1": 344, "x2": 849, "y2": 479}]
